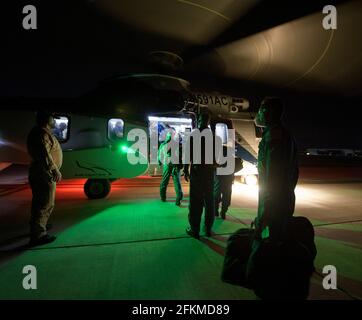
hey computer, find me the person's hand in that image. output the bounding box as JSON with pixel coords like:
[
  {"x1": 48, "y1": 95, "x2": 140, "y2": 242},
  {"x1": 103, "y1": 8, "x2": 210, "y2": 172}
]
[
  {"x1": 252, "y1": 217, "x2": 263, "y2": 240},
  {"x1": 52, "y1": 169, "x2": 62, "y2": 182},
  {"x1": 252, "y1": 217, "x2": 260, "y2": 230}
]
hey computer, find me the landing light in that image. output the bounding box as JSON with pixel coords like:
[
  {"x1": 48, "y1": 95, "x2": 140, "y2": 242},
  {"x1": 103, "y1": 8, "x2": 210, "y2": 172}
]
[
  {"x1": 119, "y1": 144, "x2": 136, "y2": 154},
  {"x1": 120, "y1": 145, "x2": 129, "y2": 153}
]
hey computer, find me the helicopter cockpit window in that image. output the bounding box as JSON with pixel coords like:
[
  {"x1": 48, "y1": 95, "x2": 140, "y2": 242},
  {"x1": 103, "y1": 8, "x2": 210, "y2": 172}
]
[
  {"x1": 52, "y1": 116, "x2": 69, "y2": 142},
  {"x1": 108, "y1": 119, "x2": 124, "y2": 141}
]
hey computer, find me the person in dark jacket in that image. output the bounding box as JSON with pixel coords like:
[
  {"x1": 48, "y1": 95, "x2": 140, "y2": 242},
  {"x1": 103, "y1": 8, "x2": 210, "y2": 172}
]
[
  {"x1": 253, "y1": 97, "x2": 299, "y2": 239},
  {"x1": 246, "y1": 97, "x2": 300, "y2": 296},
  {"x1": 214, "y1": 145, "x2": 243, "y2": 219},
  {"x1": 184, "y1": 112, "x2": 216, "y2": 238}
]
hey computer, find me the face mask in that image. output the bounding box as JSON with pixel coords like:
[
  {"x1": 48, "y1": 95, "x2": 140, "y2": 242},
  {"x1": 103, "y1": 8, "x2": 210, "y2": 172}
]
[{"x1": 254, "y1": 109, "x2": 266, "y2": 127}]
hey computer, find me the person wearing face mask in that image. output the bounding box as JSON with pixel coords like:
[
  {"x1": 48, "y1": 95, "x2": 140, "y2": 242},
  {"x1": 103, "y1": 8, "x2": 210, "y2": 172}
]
[
  {"x1": 27, "y1": 110, "x2": 63, "y2": 246},
  {"x1": 244, "y1": 98, "x2": 318, "y2": 300},
  {"x1": 253, "y1": 97, "x2": 299, "y2": 240}
]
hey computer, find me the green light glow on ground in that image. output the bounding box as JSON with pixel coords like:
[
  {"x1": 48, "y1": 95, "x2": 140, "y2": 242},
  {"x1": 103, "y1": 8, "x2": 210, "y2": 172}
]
[
  {"x1": 0, "y1": 201, "x2": 257, "y2": 299},
  {"x1": 0, "y1": 199, "x2": 361, "y2": 299}
]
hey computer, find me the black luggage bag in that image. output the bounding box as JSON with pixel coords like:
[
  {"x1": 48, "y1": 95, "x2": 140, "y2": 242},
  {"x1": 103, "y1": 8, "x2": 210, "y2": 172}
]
[{"x1": 221, "y1": 216, "x2": 317, "y2": 299}]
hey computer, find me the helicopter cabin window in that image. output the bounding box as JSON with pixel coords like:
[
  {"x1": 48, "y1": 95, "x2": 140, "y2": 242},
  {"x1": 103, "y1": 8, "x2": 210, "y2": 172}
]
[
  {"x1": 52, "y1": 116, "x2": 69, "y2": 142},
  {"x1": 215, "y1": 123, "x2": 228, "y2": 144},
  {"x1": 108, "y1": 119, "x2": 124, "y2": 141},
  {"x1": 148, "y1": 116, "x2": 192, "y2": 143}
]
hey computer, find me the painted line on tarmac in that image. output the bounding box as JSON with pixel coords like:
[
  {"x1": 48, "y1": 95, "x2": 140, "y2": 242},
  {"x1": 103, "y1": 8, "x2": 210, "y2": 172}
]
[
  {"x1": 1, "y1": 219, "x2": 361, "y2": 254},
  {"x1": 299, "y1": 179, "x2": 362, "y2": 184},
  {"x1": 0, "y1": 232, "x2": 234, "y2": 253},
  {"x1": 314, "y1": 219, "x2": 362, "y2": 227}
]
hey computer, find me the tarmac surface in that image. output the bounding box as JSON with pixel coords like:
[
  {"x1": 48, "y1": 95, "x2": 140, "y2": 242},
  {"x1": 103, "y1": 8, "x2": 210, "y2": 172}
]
[{"x1": 0, "y1": 165, "x2": 361, "y2": 300}]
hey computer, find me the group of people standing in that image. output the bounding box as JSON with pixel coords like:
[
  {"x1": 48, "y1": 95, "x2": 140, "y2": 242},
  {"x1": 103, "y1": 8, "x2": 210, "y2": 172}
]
[
  {"x1": 158, "y1": 97, "x2": 299, "y2": 243},
  {"x1": 26, "y1": 96, "x2": 298, "y2": 249},
  {"x1": 157, "y1": 112, "x2": 240, "y2": 239}
]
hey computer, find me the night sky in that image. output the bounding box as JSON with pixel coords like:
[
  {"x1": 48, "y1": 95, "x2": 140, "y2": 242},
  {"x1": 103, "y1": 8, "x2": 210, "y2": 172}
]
[{"x1": 0, "y1": 0, "x2": 361, "y2": 150}]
